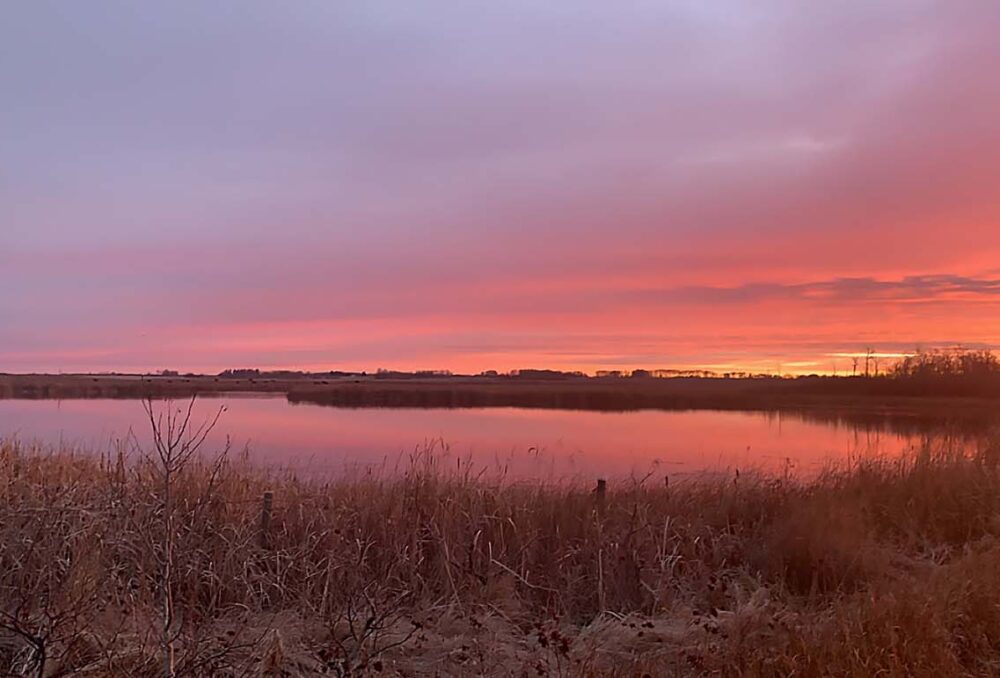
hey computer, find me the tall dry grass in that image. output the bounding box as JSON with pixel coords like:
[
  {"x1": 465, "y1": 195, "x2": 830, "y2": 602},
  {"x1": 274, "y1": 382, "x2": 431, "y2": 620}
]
[{"x1": 2, "y1": 426, "x2": 1000, "y2": 676}]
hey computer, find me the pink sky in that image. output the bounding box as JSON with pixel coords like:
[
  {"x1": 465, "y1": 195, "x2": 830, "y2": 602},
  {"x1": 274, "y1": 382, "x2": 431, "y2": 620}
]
[{"x1": 3, "y1": 2, "x2": 1000, "y2": 374}]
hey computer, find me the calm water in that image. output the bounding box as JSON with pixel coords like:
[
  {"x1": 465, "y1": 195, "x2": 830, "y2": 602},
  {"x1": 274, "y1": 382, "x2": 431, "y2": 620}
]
[{"x1": 0, "y1": 395, "x2": 930, "y2": 480}]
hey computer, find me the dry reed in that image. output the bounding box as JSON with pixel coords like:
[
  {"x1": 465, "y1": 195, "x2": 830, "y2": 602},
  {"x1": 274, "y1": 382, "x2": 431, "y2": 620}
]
[{"x1": 1, "y1": 426, "x2": 1000, "y2": 676}]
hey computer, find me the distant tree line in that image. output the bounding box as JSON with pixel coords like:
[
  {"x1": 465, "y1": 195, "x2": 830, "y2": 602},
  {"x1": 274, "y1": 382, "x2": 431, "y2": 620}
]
[
  {"x1": 217, "y1": 368, "x2": 362, "y2": 379},
  {"x1": 375, "y1": 369, "x2": 454, "y2": 379},
  {"x1": 204, "y1": 349, "x2": 1000, "y2": 394},
  {"x1": 891, "y1": 348, "x2": 1000, "y2": 380},
  {"x1": 788, "y1": 348, "x2": 1000, "y2": 398}
]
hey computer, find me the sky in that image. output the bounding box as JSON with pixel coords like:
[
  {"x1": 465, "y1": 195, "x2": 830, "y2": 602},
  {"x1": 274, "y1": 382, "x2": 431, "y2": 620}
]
[{"x1": 3, "y1": 1, "x2": 1000, "y2": 375}]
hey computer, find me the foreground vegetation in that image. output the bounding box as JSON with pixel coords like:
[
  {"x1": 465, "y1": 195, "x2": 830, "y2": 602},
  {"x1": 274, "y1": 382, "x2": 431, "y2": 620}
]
[{"x1": 3, "y1": 417, "x2": 1000, "y2": 675}]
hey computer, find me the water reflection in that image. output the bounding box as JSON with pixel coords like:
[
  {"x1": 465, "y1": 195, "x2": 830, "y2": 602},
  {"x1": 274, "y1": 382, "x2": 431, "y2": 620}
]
[{"x1": 0, "y1": 395, "x2": 994, "y2": 480}]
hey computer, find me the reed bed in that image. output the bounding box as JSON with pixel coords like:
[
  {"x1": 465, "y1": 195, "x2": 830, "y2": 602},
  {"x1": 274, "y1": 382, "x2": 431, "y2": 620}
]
[{"x1": 2, "y1": 426, "x2": 1000, "y2": 676}]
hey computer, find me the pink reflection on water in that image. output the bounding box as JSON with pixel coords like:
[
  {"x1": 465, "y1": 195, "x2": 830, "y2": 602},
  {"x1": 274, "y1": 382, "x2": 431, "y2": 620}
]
[{"x1": 0, "y1": 396, "x2": 917, "y2": 480}]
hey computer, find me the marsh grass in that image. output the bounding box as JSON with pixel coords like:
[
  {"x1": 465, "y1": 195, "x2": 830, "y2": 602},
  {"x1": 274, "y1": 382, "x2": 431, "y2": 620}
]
[{"x1": 2, "y1": 432, "x2": 1000, "y2": 676}]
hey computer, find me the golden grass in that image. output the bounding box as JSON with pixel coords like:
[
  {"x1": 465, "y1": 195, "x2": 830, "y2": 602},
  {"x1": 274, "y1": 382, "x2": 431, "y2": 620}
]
[{"x1": 2, "y1": 434, "x2": 1000, "y2": 676}]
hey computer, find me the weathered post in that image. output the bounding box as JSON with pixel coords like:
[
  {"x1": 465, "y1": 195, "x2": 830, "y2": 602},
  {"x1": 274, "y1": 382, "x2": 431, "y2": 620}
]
[
  {"x1": 595, "y1": 478, "x2": 608, "y2": 611},
  {"x1": 260, "y1": 491, "x2": 274, "y2": 549},
  {"x1": 595, "y1": 478, "x2": 607, "y2": 516}
]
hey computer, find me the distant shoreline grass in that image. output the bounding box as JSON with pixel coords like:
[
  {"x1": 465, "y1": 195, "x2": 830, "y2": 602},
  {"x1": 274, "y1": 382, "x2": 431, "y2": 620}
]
[
  {"x1": 4, "y1": 372, "x2": 1000, "y2": 416},
  {"x1": 3, "y1": 427, "x2": 1000, "y2": 676}
]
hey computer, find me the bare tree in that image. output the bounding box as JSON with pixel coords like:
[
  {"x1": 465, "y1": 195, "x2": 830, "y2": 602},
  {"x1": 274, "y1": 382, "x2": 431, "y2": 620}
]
[
  {"x1": 140, "y1": 397, "x2": 226, "y2": 678},
  {"x1": 864, "y1": 347, "x2": 875, "y2": 378}
]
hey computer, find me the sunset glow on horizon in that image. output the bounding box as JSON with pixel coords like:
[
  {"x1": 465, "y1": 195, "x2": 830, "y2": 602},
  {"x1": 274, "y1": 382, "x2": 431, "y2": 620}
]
[{"x1": 4, "y1": 2, "x2": 1000, "y2": 375}]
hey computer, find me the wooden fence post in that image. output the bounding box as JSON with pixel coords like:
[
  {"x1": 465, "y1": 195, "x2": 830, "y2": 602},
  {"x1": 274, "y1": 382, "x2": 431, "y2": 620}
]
[
  {"x1": 595, "y1": 478, "x2": 608, "y2": 611},
  {"x1": 260, "y1": 491, "x2": 273, "y2": 549}
]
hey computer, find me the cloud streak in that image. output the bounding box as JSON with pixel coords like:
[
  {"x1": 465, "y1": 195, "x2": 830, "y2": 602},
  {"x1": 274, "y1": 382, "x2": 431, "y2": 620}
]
[{"x1": 644, "y1": 275, "x2": 1000, "y2": 306}]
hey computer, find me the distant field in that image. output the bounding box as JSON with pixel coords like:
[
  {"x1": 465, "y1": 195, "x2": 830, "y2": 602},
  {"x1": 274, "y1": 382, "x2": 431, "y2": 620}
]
[{"x1": 3, "y1": 373, "x2": 1000, "y2": 419}]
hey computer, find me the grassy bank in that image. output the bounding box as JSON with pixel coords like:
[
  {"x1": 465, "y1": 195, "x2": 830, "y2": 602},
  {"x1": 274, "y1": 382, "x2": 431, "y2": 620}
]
[{"x1": 3, "y1": 431, "x2": 1000, "y2": 676}]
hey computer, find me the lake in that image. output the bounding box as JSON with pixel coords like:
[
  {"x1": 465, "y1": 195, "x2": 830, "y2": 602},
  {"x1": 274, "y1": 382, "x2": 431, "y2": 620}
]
[{"x1": 0, "y1": 394, "x2": 946, "y2": 480}]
